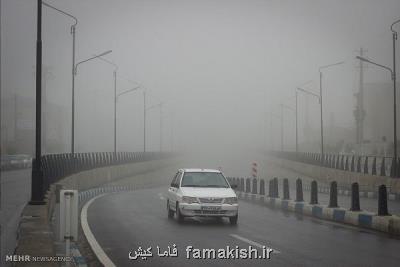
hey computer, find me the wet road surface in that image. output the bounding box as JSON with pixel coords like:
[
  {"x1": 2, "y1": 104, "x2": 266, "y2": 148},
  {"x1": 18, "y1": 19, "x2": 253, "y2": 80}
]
[{"x1": 86, "y1": 186, "x2": 400, "y2": 267}]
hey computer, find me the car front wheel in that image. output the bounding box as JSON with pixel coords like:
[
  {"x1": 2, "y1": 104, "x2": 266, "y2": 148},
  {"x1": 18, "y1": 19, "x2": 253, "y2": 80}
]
[
  {"x1": 176, "y1": 202, "x2": 184, "y2": 223},
  {"x1": 229, "y1": 214, "x2": 238, "y2": 225},
  {"x1": 167, "y1": 200, "x2": 174, "y2": 218}
]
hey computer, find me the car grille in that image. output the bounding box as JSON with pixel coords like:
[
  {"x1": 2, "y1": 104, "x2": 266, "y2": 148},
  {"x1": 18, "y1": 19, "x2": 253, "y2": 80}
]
[
  {"x1": 199, "y1": 197, "x2": 223, "y2": 204},
  {"x1": 194, "y1": 210, "x2": 227, "y2": 215}
]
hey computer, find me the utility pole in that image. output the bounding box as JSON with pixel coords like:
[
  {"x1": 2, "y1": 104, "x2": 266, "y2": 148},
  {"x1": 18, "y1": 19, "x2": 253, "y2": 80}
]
[
  {"x1": 270, "y1": 114, "x2": 274, "y2": 150},
  {"x1": 113, "y1": 70, "x2": 117, "y2": 154},
  {"x1": 14, "y1": 93, "x2": 17, "y2": 145},
  {"x1": 143, "y1": 91, "x2": 146, "y2": 153},
  {"x1": 71, "y1": 24, "x2": 76, "y2": 154},
  {"x1": 280, "y1": 104, "x2": 284, "y2": 151},
  {"x1": 170, "y1": 110, "x2": 174, "y2": 152},
  {"x1": 295, "y1": 91, "x2": 298, "y2": 153},
  {"x1": 354, "y1": 47, "x2": 367, "y2": 154},
  {"x1": 391, "y1": 19, "x2": 399, "y2": 176},
  {"x1": 319, "y1": 61, "x2": 344, "y2": 162},
  {"x1": 304, "y1": 95, "x2": 310, "y2": 144},
  {"x1": 319, "y1": 71, "x2": 324, "y2": 159},
  {"x1": 30, "y1": 0, "x2": 45, "y2": 204},
  {"x1": 159, "y1": 103, "x2": 163, "y2": 152},
  {"x1": 42, "y1": 1, "x2": 78, "y2": 154}
]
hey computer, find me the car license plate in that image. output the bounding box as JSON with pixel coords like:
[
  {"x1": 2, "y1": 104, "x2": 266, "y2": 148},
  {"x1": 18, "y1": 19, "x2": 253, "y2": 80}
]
[{"x1": 201, "y1": 206, "x2": 221, "y2": 211}]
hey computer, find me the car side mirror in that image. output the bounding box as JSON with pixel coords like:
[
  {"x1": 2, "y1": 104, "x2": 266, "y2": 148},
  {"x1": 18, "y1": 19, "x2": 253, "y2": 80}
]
[{"x1": 231, "y1": 184, "x2": 238, "y2": 189}]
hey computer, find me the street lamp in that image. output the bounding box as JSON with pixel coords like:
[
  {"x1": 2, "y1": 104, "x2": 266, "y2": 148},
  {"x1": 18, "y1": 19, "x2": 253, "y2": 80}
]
[
  {"x1": 72, "y1": 50, "x2": 112, "y2": 154},
  {"x1": 30, "y1": 0, "x2": 45, "y2": 204},
  {"x1": 42, "y1": 2, "x2": 77, "y2": 155},
  {"x1": 281, "y1": 103, "x2": 296, "y2": 152},
  {"x1": 116, "y1": 86, "x2": 141, "y2": 151},
  {"x1": 95, "y1": 56, "x2": 118, "y2": 153},
  {"x1": 31, "y1": 0, "x2": 79, "y2": 203},
  {"x1": 294, "y1": 80, "x2": 313, "y2": 153},
  {"x1": 297, "y1": 87, "x2": 320, "y2": 100},
  {"x1": 146, "y1": 102, "x2": 163, "y2": 152},
  {"x1": 319, "y1": 61, "x2": 344, "y2": 163},
  {"x1": 391, "y1": 18, "x2": 400, "y2": 176},
  {"x1": 297, "y1": 85, "x2": 320, "y2": 154},
  {"x1": 356, "y1": 55, "x2": 397, "y2": 175},
  {"x1": 143, "y1": 91, "x2": 146, "y2": 152},
  {"x1": 268, "y1": 111, "x2": 282, "y2": 150}
]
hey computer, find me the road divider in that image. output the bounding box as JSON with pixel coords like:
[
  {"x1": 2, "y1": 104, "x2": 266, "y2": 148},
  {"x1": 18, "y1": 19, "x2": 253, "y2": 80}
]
[{"x1": 227, "y1": 177, "x2": 400, "y2": 235}]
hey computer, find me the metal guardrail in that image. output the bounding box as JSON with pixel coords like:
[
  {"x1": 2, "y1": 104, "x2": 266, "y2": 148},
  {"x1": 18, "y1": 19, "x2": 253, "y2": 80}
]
[
  {"x1": 269, "y1": 151, "x2": 399, "y2": 178},
  {"x1": 40, "y1": 152, "x2": 175, "y2": 190}
]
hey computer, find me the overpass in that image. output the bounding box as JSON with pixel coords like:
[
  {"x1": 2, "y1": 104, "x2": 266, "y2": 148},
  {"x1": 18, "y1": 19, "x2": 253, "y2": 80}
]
[{"x1": 2, "y1": 150, "x2": 400, "y2": 266}]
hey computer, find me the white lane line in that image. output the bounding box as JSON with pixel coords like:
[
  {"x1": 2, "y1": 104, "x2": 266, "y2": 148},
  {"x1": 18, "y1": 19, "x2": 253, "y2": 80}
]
[
  {"x1": 158, "y1": 193, "x2": 165, "y2": 200},
  {"x1": 230, "y1": 234, "x2": 281, "y2": 254},
  {"x1": 81, "y1": 194, "x2": 116, "y2": 267}
]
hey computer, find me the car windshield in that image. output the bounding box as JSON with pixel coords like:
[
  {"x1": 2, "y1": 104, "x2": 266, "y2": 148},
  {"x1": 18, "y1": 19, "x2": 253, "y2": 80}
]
[{"x1": 181, "y1": 172, "x2": 229, "y2": 188}]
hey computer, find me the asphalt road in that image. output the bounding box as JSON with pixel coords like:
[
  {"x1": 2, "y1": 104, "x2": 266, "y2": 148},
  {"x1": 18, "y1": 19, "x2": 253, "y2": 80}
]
[{"x1": 86, "y1": 186, "x2": 400, "y2": 267}]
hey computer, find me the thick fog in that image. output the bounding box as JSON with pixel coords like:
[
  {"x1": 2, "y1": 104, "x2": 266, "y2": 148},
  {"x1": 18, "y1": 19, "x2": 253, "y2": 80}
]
[{"x1": 1, "y1": 0, "x2": 400, "y2": 157}]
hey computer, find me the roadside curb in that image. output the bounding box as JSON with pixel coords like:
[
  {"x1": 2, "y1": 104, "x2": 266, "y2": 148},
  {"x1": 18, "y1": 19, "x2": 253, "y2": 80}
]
[
  {"x1": 237, "y1": 191, "x2": 400, "y2": 235},
  {"x1": 71, "y1": 243, "x2": 87, "y2": 267},
  {"x1": 72, "y1": 186, "x2": 135, "y2": 267}
]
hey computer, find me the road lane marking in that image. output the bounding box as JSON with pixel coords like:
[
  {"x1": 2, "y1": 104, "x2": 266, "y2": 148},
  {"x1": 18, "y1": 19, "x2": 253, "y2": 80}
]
[
  {"x1": 81, "y1": 194, "x2": 117, "y2": 267},
  {"x1": 230, "y1": 234, "x2": 281, "y2": 254}
]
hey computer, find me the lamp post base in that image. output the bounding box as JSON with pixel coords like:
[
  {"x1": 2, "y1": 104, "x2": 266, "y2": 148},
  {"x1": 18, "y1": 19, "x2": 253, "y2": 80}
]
[{"x1": 29, "y1": 168, "x2": 45, "y2": 205}]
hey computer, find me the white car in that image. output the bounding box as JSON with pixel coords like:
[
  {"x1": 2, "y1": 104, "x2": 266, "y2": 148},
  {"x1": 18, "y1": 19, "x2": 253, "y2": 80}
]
[{"x1": 167, "y1": 168, "x2": 239, "y2": 225}]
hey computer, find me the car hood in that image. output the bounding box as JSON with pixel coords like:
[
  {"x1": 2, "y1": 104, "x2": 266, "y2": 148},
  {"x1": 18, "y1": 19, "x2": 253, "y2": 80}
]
[{"x1": 180, "y1": 187, "x2": 236, "y2": 198}]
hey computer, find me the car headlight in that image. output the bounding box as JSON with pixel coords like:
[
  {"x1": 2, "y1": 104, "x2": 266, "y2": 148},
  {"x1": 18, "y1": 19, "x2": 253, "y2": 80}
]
[
  {"x1": 224, "y1": 197, "x2": 238, "y2": 204},
  {"x1": 182, "y1": 196, "x2": 199, "y2": 204}
]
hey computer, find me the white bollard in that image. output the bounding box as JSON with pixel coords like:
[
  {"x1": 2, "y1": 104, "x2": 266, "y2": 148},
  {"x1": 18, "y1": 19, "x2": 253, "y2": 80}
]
[
  {"x1": 60, "y1": 190, "x2": 78, "y2": 266},
  {"x1": 55, "y1": 184, "x2": 63, "y2": 242}
]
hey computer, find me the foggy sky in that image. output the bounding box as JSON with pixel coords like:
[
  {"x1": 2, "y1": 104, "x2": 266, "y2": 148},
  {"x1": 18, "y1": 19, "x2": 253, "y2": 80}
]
[{"x1": 1, "y1": 0, "x2": 400, "y2": 154}]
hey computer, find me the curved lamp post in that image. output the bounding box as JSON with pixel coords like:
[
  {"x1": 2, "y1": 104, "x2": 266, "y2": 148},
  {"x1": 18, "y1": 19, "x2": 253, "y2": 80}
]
[
  {"x1": 281, "y1": 103, "x2": 296, "y2": 152},
  {"x1": 294, "y1": 80, "x2": 313, "y2": 153},
  {"x1": 319, "y1": 61, "x2": 344, "y2": 163},
  {"x1": 95, "y1": 56, "x2": 118, "y2": 153},
  {"x1": 116, "y1": 86, "x2": 141, "y2": 151},
  {"x1": 356, "y1": 55, "x2": 396, "y2": 176},
  {"x1": 42, "y1": 2, "x2": 78, "y2": 155},
  {"x1": 73, "y1": 50, "x2": 112, "y2": 153},
  {"x1": 390, "y1": 19, "x2": 400, "y2": 176},
  {"x1": 297, "y1": 85, "x2": 320, "y2": 154},
  {"x1": 146, "y1": 102, "x2": 163, "y2": 152}
]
